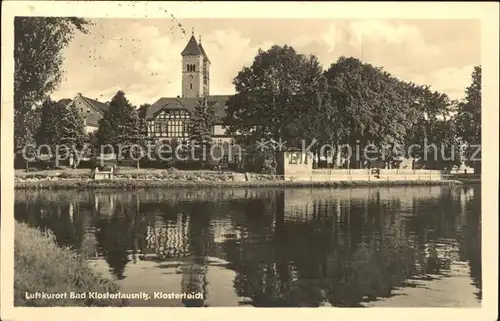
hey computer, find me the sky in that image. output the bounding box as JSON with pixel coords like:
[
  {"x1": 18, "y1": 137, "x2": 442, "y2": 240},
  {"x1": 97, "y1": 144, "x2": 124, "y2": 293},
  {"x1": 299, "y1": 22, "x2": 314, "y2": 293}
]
[{"x1": 51, "y1": 18, "x2": 481, "y2": 106}]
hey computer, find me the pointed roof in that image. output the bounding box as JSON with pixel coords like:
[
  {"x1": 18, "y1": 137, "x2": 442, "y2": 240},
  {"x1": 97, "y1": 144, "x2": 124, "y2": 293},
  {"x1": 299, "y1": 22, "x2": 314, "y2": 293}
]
[
  {"x1": 181, "y1": 35, "x2": 202, "y2": 56},
  {"x1": 198, "y1": 42, "x2": 210, "y2": 63},
  {"x1": 81, "y1": 96, "x2": 109, "y2": 113}
]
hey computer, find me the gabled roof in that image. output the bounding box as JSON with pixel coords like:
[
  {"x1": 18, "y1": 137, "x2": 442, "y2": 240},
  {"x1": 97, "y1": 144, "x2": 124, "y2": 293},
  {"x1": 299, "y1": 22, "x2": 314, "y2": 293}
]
[
  {"x1": 146, "y1": 95, "x2": 231, "y2": 124},
  {"x1": 63, "y1": 94, "x2": 110, "y2": 127},
  {"x1": 181, "y1": 35, "x2": 203, "y2": 56},
  {"x1": 79, "y1": 95, "x2": 109, "y2": 114}
]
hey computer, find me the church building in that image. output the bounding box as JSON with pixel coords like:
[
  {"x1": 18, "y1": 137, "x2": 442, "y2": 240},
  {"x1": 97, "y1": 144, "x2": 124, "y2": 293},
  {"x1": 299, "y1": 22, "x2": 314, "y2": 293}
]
[{"x1": 145, "y1": 33, "x2": 233, "y2": 147}]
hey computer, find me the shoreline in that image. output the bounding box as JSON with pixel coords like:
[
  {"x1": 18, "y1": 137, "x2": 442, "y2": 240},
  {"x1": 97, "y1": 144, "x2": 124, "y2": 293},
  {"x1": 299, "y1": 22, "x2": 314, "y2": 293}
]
[
  {"x1": 14, "y1": 178, "x2": 466, "y2": 190},
  {"x1": 15, "y1": 222, "x2": 125, "y2": 307}
]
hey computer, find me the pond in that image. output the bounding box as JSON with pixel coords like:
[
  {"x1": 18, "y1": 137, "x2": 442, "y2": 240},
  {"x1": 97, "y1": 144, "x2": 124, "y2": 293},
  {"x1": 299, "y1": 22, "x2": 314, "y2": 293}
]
[{"x1": 14, "y1": 185, "x2": 481, "y2": 307}]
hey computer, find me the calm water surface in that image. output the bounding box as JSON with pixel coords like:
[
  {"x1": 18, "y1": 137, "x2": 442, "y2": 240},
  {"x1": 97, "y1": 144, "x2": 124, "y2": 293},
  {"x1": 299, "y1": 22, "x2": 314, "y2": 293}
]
[{"x1": 15, "y1": 186, "x2": 481, "y2": 307}]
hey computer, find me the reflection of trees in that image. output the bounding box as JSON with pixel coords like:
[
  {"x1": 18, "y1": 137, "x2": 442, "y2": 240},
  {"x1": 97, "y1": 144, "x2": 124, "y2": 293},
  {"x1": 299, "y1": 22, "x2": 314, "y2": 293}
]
[
  {"x1": 15, "y1": 186, "x2": 482, "y2": 306},
  {"x1": 457, "y1": 187, "x2": 482, "y2": 299},
  {"x1": 96, "y1": 207, "x2": 131, "y2": 279},
  {"x1": 14, "y1": 201, "x2": 86, "y2": 252},
  {"x1": 221, "y1": 187, "x2": 482, "y2": 307},
  {"x1": 95, "y1": 196, "x2": 149, "y2": 279}
]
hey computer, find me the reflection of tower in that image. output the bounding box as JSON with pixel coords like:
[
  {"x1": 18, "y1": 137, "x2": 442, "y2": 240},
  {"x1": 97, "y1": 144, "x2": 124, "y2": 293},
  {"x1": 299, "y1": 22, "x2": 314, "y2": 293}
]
[
  {"x1": 187, "y1": 203, "x2": 216, "y2": 258},
  {"x1": 180, "y1": 257, "x2": 208, "y2": 307}
]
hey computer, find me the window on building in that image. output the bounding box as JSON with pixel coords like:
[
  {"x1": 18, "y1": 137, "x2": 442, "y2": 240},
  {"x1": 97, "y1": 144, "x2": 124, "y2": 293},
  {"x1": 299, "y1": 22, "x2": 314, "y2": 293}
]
[
  {"x1": 160, "y1": 122, "x2": 167, "y2": 134},
  {"x1": 217, "y1": 139, "x2": 222, "y2": 146},
  {"x1": 289, "y1": 153, "x2": 298, "y2": 165},
  {"x1": 154, "y1": 123, "x2": 161, "y2": 133},
  {"x1": 165, "y1": 120, "x2": 185, "y2": 137},
  {"x1": 190, "y1": 83, "x2": 192, "y2": 90},
  {"x1": 222, "y1": 155, "x2": 229, "y2": 163}
]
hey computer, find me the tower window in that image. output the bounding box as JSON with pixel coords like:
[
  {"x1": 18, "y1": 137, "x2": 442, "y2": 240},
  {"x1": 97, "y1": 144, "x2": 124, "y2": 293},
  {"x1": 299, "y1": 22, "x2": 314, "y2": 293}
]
[
  {"x1": 190, "y1": 83, "x2": 192, "y2": 90},
  {"x1": 186, "y1": 64, "x2": 196, "y2": 72}
]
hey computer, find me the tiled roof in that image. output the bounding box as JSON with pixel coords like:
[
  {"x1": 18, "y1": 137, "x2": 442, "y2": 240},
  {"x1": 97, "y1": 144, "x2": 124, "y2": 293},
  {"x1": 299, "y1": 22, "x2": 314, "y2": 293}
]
[
  {"x1": 80, "y1": 96, "x2": 109, "y2": 114},
  {"x1": 64, "y1": 94, "x2": 110, "y2": 127},
  {"x1": 146, "y1": 95, "x2": 231, "y2": 124},
  {"x1": 181, "y1": 35, "x2": 203, "y2": 56}
]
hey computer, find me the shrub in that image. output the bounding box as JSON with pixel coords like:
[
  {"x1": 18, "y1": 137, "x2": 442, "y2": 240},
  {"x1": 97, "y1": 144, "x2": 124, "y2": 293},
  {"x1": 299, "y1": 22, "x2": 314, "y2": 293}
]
[{"x1": 14, "y1": 222, "x2": 126, "y2": 307}]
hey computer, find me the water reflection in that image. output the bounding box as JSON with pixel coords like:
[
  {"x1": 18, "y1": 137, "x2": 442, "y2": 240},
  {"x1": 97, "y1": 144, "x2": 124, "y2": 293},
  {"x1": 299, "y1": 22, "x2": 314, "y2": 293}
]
[{"x1": 14, "y1": 186, "x2": 481, "y2": 307}]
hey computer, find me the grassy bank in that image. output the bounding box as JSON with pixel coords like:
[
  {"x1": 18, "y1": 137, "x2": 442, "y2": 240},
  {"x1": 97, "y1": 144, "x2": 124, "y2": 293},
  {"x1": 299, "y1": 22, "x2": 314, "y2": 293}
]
[
  {"x1": 14, "y1": 222, "x2": 126, "y2": 307},
  {"x1": 14, "y1": 178, "x2": 462, "y2": 190}
]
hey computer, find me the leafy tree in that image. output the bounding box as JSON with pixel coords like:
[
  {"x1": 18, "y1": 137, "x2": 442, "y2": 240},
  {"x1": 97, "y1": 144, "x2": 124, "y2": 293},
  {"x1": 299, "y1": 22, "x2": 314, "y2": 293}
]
[
  {"x1": 456, "y1": 66, "x2": 481, "y2": 174},
  {"x1": 97, "y1": 91, "x2": 147, "y2": 168},
  {"x1": 87, "y1": 132, "x2": 99, "y2": 160},
  {"x1": 226, "y1": 45, "x2": 324, "y2": 144},
  {"x1": 15, "y1": 109, "x2": 40, "y2": 171},
  {"x1": 60, "y1": 103, "x2": 88, "y2": 168},
  {"x1": 225, "y1": 45, "x2": 326, "y2": 173},
  {"x1": 137, "y1": 103, "x2": 150, "y2": 135},
  {"x1": 36, "y1": 98, "x2": 87, "y2": 168},
  {"x1": 401, "y1": 85, "x2": 460, "y2": 169},
  {"x1": 188, "y1": 97, "x2": 215, "y2": 165},
  {"x1": 36, "y1": 98, "x2": 64, "y2": 148},
  {"x1": 14, "y1": 17, "x2": 90, "y2": 157},
  {"x1": 325, "y1": 57, "x2": 412, "y2": 168},
  {"x1": 324, "y1": 56, "x2": 461, "y2": 170},
  {"x1": 138, "y1": 104, "x2": 150, "y2": 121}
]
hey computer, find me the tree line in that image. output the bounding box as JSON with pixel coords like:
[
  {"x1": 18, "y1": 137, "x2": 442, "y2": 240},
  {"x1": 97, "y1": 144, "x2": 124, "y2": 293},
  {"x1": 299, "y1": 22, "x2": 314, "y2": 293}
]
[
  {"x1": 22, "y1": 89, "x2": 215, "y2": 170},
  {"x1": 14, "y1": 18, "x2": 481, "y2": 174},
  {"x1": 225, "y1": 45, "x2": 481, "y2": 173}
]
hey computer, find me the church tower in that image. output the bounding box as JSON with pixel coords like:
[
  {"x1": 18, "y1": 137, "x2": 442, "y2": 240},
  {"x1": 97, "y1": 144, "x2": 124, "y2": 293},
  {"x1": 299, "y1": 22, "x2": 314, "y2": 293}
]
[{"x1": 181, "y1": 30, "x2": 210, "y2": 98}]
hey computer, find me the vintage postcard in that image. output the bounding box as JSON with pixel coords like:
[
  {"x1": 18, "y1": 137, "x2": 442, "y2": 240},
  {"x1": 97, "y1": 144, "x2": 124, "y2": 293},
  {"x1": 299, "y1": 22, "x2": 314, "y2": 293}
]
[{"x1": 1, "y1": 1, "x2": 498, "y2": 321}]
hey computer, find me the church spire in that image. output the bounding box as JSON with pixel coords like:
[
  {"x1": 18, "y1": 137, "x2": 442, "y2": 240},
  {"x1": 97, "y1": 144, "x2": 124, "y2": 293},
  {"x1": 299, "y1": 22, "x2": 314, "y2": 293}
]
[{"x1": 181, "y1": 32, "x2": 202, "y2": 56}]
